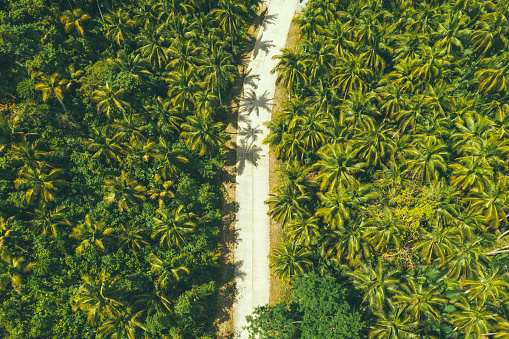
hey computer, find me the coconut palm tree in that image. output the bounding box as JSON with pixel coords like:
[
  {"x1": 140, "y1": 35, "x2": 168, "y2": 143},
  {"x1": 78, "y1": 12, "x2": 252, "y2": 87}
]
[
  {"x1": 180, "y1": 111, "x2": 225, "y2": 158},
  {"x1": 116, "y1": 222, "x2": 149, "y2": 252},
  {"x1": 166, "y1": 40, "x2": 205, "y2": 73},
  {"x1": 107, "y1": 50, "x2": 152, "y2": 83},
  {"x1": 72, "y1": 272, "x2": 125, "y2": 326},
  {"x1": 447, "y1": 295, "x2": 496, "y2": 338},
  {"x1": 69, "y1": 214, "x2": 115, "y2": 255},
  {"x1": 166, "y1": 69, "x2": 204, "y2": 113},
  {"x1": 136, "y1": 24, "x2": 171, "y2": 69},
  {"x1": 406, "y1": 138, "x2": 448, "y2": 184},
  {"x1": 346, "y1": 258, "x2": 400, "y2": 311},
  {"x1": 98, "y1": 308, "x2": 147, "y2": 339},
  {"x1": 60, "y1": 8, "x2": 91, "y2": 36},
  {"x1": 85, "y1": 126, "x2": 127, "y2": 167},
  {"x1": 154, "y1": 137, "x2": 189, "y2": 179},
  {"x1": 92, "y1": 82, "x2": 131, "y2": 120},
  {"x1": 149, "y1": 252, "x2": 190, "y2": 288},
  {"x1": 145, "y1": 96, "x2": 183, "y2": 133},
  {"x1": 332, "y1": 52, "x2": 374, "y2": 96},
  {"x1": 29, "y1": 203, "x2": 71, "y2": 238},
  {"x1": 266, "y1": 183, "x2": 312, "y2": 226},
  {"x1": 269, "y1": 241, "x2": 313, "y2": 280},
  {"x1": 212, "y1": 0, "x2": 247, "y2": 53},
  {"x1": 35, "y1": 73, "x2": 68, "y2": 111},
  {"x1": 103, "y1": 170, "x2": 147, "y2": 212},
  {"x1": 363, "y1": 208, "x2": 406, "y2": 252},
  {"x1": 200, "y1": 46, "x2": 236, "y2": 106},
  {"x1": 394, "y1": 277, "x2": 448, "y2": 322},
  {"x1": 312, "y1": 143, "x2": 364, "y2": 192},
  {"x1": 14, "y1": 163, "x2": 67, "y2": 204},
  {"x1": 369, "y1": 307, "x2": 419, "y2": 339},
  {"x1": 105, "y1": 7, "x2": 133, "y2": 46},
  {"x1": 413, "y1": 225, "x2": 461, "y2": 265},
  {"x1": 461, "y1": 268, "x2": 509, "y2": 307},
  {"x1": 271, "y1": 48, "x2": 307, "y2": 99},
  {"x1": 0, "y1": 255, "x2": 29, "y2": 295},
  {"x1": 151, "y1": 205, "x2": 196, "y2": 249},
  {"x1": 9, "y1": 136, "x2": 54, "y2": 167},
  {"x1": 449, "y1": 156, "x2": 494, "y2": 193}
]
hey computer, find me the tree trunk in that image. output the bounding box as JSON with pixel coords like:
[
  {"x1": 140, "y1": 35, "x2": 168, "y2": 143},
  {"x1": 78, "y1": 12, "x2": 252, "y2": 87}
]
[
  {"x1": 95, "y1": 0, "x2": 104, "y2": 21},
  {"x1": 230, "y1": 33, "x2": 234, "y2": 54},
  {"x1": 218, "y1": 87, "x2": 223, "y2": 107}
]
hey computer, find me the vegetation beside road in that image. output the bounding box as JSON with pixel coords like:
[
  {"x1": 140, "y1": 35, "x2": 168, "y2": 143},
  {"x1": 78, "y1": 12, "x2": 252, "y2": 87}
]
[
  {"x1": 0, "y1": 0, "x2": 257, "y2": 338},
  {"x1": 249, "y1": 0, "x2": 509, "y2": 337}
]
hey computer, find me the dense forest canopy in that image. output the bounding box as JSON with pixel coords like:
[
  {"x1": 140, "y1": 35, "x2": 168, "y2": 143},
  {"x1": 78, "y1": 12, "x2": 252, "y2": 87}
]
[
  {"x1": 249, "y1": 0, "x2": 509, "y2": 338},
  {"x1": 0, "y1": 0, "x2": 257, "y2": 338}
]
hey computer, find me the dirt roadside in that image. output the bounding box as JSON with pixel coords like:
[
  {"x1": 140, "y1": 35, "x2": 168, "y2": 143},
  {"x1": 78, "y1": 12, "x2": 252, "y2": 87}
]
[{"x1": 269, "y1": 18, "x2": 300, "y2": 305}]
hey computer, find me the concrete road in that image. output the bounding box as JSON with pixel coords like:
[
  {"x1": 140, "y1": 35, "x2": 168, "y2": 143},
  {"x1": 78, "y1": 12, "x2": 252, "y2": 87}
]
[{"x1": 233, "y1": 0, "x2": 300, "y2": 337}]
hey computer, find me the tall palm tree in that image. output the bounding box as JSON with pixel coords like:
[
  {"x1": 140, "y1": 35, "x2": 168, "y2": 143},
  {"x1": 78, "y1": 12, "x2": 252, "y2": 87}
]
[
  {"x1": 166, "y1": 69, "x2": 204, "y2": 113},
  {"x1": 107, "y1": 50, "x2": 152, "y2": 84},
  {"x1": 461, "y1": 268, "x2": 509, "y2": 307},
  {"x1": 447, "y1": 295, "x2": 496, "y2": 338},
  {"x1": 265, "y1": 184, "x2": 311, "y2": 226},
  {"x1": 149, "y1": 252, "x2": 190, "y2": 288},
  {"x1": 105, "y1": 8, "x2": 133, "y2": 46},
  {"x1": 98, "y1": 308, "x2": 147, "y2": 339},
  {"x1": 352, "y1": 121, "x2": 395, "y2": 167},
  {"x1": 60, "y1": 8, "x2": 91, "y2": 36},
  {"x1": 72, "y1": 272, "x2": 125, "y2": 326},
  {"x1": 9, "y1": 136, "x2": 54, "y2": 167},
  {"x1": 332, "y1": 52, "x2": 374, "y2": 96},
  {"x1": 29, "y1": 203, "x2": 71, "y2": 238},
  {"x1": 154, "y1": 137, "x2": 189, "y2": 179},
  {"x1": 200, "y1": 46, "x2": 236, "y2": 106},
  {"x1": 346, "y1": 258, "x2": 400, "y2": 311},
  {"x1": 394, "y1": 277, "x2": 448, "y2": 322},
  {"x1": 271, "y1": 48, "x2": 307, "y2": 99},
  {"x1": 449, "y1": 156, "x2": 494, "y2": 193},
  {"x1": 0, "y1": 255, "x2": 29, "y2": 295},
  {"x1": 14, "y1": 163, "x2": 67, "y2": 204},
  {"x1": 413, "y1": 225, "x2": 460, "y2": 265},
  {"x1": 136, "y1": 24, "x2": 171, "y2": 69},
  {"x1": 167, "y1": 40, "x2": 205, "y2": 73},
  {"x1": 286, "y1": 216, "x2": 321, "y2": 247},
  {"x1": 145, "y1": 96, "x2": 183, "y2": 133},
  {"x1": 116, "y1": 222, "x2": 149, "y2": 252},
  {"x1": 92, "y1": 82, "x2": 131, "y2": 120},
  {"x1": 406, "y1": 138, "x2": 448, "y2": 184},
  {"x1": 212, "y1": 0, "x2": 247, "y2": 53},
  {"x1": 180, "y1": 111, "x2": 225, "y2": 158},
  {"x1": 35, "y1": 73, "x2": 68, "y2": 111},
  {"x1": 269, "y1": 241, "x2": 313, "y2": 280},
  {"x1": 85, "y1": 127, "x2": 127, "y2": 167},
  {"x1": 369, "y1": 307, "x2": 419, "y2": 339},
  {"x1": 312, "y1": 143, "x2": 364, "y2": 192},
  {"x1": 151, "y1": 205, "x2": 196, "y2": 249},
  {"x1": 468, "y1": 174, "x2": 509, "y2": 229},
  {"x1": 363, "y1": 208, "x2": 406, "y2": 252},
  {"x1": 104, "y1": 170, "x2": 147, "y2": 212},
  {"x1": 69, "y1": 214, "x2": 115, "y2": 255}
]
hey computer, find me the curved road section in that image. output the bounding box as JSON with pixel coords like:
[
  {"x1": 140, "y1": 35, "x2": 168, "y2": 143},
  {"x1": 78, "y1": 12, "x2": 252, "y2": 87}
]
[{"x1": 234, "y1": 0, "x2": 299, "y2": 337}]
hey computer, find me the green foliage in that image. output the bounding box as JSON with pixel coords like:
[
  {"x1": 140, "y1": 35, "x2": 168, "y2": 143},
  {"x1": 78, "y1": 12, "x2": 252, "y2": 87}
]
[
  {"x1": 247, "y1": 273, "x2": 365, "y2": 339},
  {"x1": 260, "y1": 0, "x2": 509, "y2": 337},
  {"x1": 0, "y1": 0, "x2": 254, "y2": 337}
]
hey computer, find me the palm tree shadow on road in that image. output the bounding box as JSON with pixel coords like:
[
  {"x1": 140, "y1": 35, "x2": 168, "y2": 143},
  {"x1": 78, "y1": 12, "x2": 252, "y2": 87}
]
[{"x1": 239, "y1": 89, "x2": 273, "y2": 117}]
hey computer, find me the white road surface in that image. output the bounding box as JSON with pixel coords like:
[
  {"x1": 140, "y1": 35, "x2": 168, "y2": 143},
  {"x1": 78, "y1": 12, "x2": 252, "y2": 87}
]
[{"x1": 233, "y1": 0, "x2": 300, "y2": 337}]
